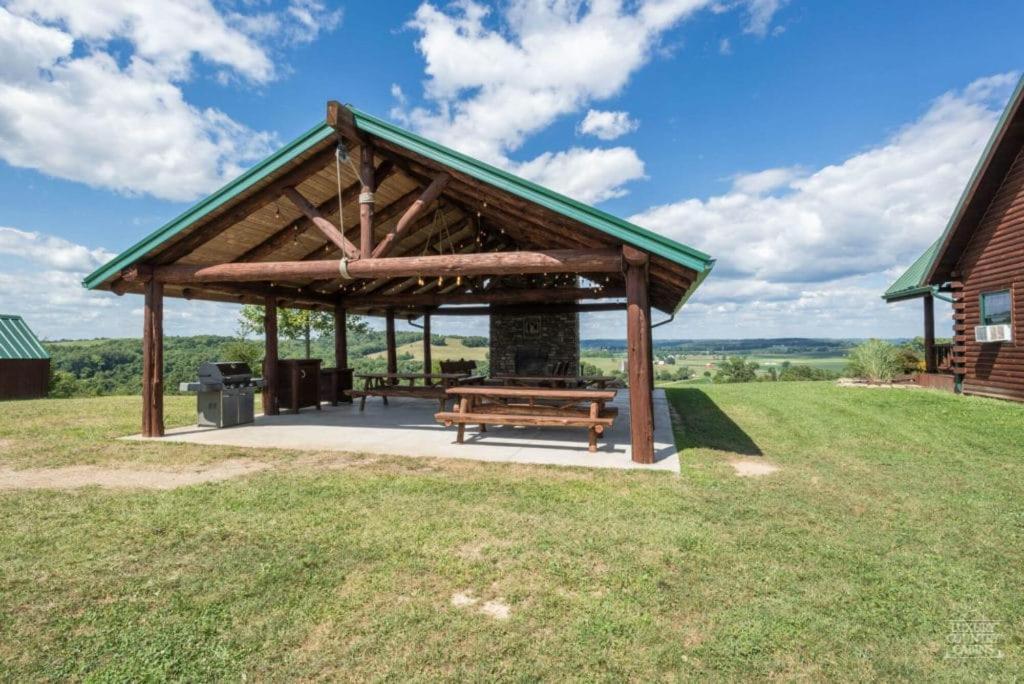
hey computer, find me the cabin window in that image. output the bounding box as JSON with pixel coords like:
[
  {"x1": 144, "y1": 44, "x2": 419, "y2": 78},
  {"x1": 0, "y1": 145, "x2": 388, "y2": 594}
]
[{"x1": 980, "y1": 290, "x2": 1012, "y2": 326}]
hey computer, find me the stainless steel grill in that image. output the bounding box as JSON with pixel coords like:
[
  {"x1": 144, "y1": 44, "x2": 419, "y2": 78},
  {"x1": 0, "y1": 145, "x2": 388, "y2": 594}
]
[{"x1": 179, "y1": 362, "x2": 264, "y2": 428}]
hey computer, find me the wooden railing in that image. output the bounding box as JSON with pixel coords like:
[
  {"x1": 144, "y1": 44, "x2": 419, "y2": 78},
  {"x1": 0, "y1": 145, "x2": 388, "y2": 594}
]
[{"x1": 929, "y1": 343, "x2": 953, "y2": 373}]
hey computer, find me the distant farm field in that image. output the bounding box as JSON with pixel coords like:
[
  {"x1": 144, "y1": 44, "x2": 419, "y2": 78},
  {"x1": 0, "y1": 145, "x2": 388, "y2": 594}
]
[
  {"x1": 368, "y1": 336, "x2": 489, "y2": 363},
  {"x1": 583, "y1": 351, "x2": 849, "y2": 377}
]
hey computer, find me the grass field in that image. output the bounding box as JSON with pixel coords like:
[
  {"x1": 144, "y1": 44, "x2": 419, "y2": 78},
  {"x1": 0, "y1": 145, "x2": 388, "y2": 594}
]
[
  {"x1": 1, "y1": 384, "x2": 1021, "y2": 679},
  {"x1": 368, "y1": 336, "x2": 489, "y2": 363},
  {"x1": 584, "y1": 352, "x2": 849, "y2": 377}
]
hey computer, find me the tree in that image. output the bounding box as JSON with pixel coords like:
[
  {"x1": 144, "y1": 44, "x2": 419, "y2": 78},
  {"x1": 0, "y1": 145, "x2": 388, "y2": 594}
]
[
  {"x1": 714, "y1": 356, "x2": 760, "y2": 383},
  {"x1": 238, "y1": 305, "x2": 368, "y2": 359}
]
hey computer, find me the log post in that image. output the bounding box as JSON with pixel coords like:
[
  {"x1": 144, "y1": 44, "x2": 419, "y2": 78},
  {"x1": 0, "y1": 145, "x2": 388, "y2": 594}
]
[
  {"x1": 334, "y1": 304, "x2": 348, "y2": 369},
  {"x1": 385, "y1": 309, "x2": 397, "y2": 382},
  {"x1": 360, "y1": 143, "x2": 376, "y2": 257},
  {"x1": 624, "y1": 246, "x2": 654, "y2": 464},
  {"x1": 647, "y1": 298, "x2": 655, "y2": 431},
  {"x1": 923, "y1": 293, "x2": 936, "y2": 373},
  {"x1": 422, "y1": 313, "x2": 433, "y2": 381},
  {"x1": 142, "y1": 278, "x2": 164, "y2": 437},
  {"x1": 263, "y1": 296, "x2": 279, "y2": 415}
]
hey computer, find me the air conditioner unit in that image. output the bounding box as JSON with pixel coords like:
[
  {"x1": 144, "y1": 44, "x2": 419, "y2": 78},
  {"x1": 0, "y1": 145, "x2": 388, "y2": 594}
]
[{"x1": 975, "y1": 324, "x2": 1013, "y2": 343}]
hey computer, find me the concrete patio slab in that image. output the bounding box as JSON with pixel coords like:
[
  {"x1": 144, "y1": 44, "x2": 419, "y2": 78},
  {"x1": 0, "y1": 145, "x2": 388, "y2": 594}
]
[{"x1": 129, "y1": 390, "x2": 679, "y2": 471}]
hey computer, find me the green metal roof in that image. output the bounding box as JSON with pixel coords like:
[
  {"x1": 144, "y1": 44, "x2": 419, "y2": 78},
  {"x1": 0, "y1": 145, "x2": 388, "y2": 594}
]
[
  {"x1": 0, "y1": 315, "x2": 49, "y2": 360},
  {"x1": 83, "y1": 123, "x2": 336, "y2": 289},
  {"x1": 882, "y1": 239, "x2": 942, "y2": 302},
  {"x1": 84, "y1": 105, "x2": 714, "y2": 308}
]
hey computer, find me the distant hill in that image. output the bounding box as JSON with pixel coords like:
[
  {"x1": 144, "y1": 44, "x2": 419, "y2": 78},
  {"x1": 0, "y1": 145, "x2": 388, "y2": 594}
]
[{"x1": 583, "y1": 338, "x2": 872, "y2": 354}]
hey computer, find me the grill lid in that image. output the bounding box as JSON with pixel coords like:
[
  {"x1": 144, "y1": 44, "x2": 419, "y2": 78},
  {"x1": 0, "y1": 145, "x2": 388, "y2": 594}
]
[{"x1": 198, "y1": 361, "x2": 254, "y2": 385}]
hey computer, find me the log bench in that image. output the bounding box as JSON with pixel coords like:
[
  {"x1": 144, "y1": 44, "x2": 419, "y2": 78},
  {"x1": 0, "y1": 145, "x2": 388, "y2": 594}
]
[{"x1": 437, "y1": 386, "x2": 618, "y2": 452}]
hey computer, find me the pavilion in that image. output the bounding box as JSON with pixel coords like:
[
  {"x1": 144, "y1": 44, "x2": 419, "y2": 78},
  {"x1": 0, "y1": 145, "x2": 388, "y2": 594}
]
[{"x1": 83, "y1": 101, "x2": 715, "y2": 462}]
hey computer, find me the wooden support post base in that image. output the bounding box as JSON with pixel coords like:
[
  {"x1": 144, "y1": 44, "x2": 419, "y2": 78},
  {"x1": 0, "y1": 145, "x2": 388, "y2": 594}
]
[{"x1": 624, "y1": 246, "x2": 654, "y2": 464}]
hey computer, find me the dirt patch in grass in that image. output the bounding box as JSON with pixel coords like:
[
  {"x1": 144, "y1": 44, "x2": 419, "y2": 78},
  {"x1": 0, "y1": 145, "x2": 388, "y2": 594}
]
[
  {"x1": 729, "y1": 459, "x2": 779, "y2": 477},
  {"x1": 450, "y1": 592, "x2": 512, "y2": 620},
  {"x1": 0, "y1": 459, "x2": 269, "y2": 491},
  {"x1": 480, "y1": 599, "x2": 511, "y2": 620},
  {"x1": 450, "y1": 591, "x2": 479, "y2": 608}
]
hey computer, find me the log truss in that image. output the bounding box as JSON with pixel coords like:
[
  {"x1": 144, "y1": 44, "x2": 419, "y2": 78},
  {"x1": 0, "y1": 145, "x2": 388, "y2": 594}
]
[{"x1": 103, "y1": 102, "x2": 698, "y2": 315}]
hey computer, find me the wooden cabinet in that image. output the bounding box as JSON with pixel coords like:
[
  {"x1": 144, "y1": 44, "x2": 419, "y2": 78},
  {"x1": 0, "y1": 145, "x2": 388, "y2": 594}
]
[
  {"x1": 319, "y1": 367, "x2": 353, "y2": 405},
  {"x1": 276, "y1": 359, "x2": 321, "y2": 413}
]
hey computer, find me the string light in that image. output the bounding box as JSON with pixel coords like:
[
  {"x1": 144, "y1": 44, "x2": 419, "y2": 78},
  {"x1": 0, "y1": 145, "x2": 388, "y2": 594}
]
[
  {"x1": 417, "y1": 276, "x2": 425, "y2": 286},
  {"x1": 456, "y1": 275, "x2": 463, "y2": 286}
]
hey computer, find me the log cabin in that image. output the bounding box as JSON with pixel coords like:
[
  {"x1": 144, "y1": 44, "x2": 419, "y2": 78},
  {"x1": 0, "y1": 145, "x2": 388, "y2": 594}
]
[
  {"x1": 82, "y1": 100, "x2": 715, "y2": 462},
  {"x1": 884, "y1": 78, "x2": 1024, "y2": 401}
]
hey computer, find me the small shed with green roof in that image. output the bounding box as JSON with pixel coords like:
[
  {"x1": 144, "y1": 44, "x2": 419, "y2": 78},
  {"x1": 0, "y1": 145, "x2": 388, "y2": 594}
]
[{"x1": 0, "y1": 314, "x2": 50, "y2": 400}]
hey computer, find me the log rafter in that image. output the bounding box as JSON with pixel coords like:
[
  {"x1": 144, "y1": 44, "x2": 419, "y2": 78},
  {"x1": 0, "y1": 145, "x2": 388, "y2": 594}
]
[
  {"x1": 282, "y1": 186, "x2": 361, "y2": 259},
  {"x1": 236, "y1": 160, "x2": 394, "y2": 264}
]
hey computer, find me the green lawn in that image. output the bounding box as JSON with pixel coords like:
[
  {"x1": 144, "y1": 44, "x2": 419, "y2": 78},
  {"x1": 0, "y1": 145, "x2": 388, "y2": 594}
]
[{"x1": 1, "y1": 384, "x2": 1021, "y2": 679}]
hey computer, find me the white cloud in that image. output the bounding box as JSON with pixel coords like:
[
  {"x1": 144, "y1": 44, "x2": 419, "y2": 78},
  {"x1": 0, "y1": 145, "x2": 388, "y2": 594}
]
[
  {"x1": 513, "y1": 147, "x2": 646, "y2": 203},
  {"x1": 0, "y1": 227, "x2": 114, "y2": 272},
  {"x1": 742, "y1": 0, "x2": 787, "y2": 36},
  {"x1": 0, "y1": 1, "x2": 341, "y2": 201},
  {"x1": 0, "y1": 227, "x2": 242, "y2": 339},
  {"x1": 730, "y1": 166, "x2": 803, "y2": 194},
  {"x1": 394, "y1": 1, "x2": 771, "y2": 203},
  {"x1": 577, "y1": 110, "x2": 639, "y2": 140},
  {"x1": 630, "y1": 73, "x2": 1017, "y2": 338},
  {"x1": 719, "y1": 37, "x2": 732, "y2": 55},
  {"x1": 6, "y1": 0, "x2": 274, "y2": 82}
]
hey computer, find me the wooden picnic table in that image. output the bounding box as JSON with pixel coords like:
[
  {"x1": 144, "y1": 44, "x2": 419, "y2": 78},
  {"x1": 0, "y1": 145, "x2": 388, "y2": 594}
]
[
  {"x1": 351, "y1": 372, "x2": 485, "y2": 411},
  {"x1": 437, "y1": 385, "x2": 618, "y2": 452},
  {"x1": 490, "y1": 374, "x2": 618, "y2": 389}
]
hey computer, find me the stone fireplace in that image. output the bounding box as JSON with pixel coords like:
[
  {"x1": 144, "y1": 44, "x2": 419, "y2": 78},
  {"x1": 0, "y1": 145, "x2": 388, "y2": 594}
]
[{"x1": 489, "y1": 308, "x2": 580, "y2": 376}]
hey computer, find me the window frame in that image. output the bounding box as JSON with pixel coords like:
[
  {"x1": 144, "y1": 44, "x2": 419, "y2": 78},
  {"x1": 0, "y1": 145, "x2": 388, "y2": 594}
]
[{"x1": 980, "y1": 289, "x2": 1013, "y2": 327}]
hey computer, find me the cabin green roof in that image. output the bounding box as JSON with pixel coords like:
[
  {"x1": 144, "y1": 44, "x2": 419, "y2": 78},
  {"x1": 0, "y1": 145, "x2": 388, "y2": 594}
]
[
  {"x1": 0, "y1": 315, "x2": 49, "y2": 360},
  {"x1": 84, "y1": 107, "x2": 714, "y2": 310},
  {"x1": 882, "y1": 240, "x2": 941, "y2": 302}
]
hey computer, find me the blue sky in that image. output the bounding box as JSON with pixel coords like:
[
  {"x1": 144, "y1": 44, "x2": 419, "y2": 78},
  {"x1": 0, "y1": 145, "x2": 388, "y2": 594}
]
[{"x1": 0, "y1": 0, "x2": 1022, "y2": 341}]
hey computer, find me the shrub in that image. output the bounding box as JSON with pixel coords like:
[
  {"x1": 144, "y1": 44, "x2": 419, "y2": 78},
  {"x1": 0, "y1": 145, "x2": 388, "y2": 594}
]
[
  {"x1": 846, "y1": 339, "x2": 904, "y2": 383},
  {"x1": 714, "y1": 357, "x2": 760, "y2": 383},
  {"x1": 778, "y1": 364, "x2": 839, "y2": 382}
]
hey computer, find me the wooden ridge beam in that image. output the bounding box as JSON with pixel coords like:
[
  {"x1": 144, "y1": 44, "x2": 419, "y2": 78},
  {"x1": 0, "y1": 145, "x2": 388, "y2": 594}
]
[
  {"x1": 326, "y1": 101, "x2": 364, "y2": 144},
  {"x1": 340, "y1": 286, "x2": 622, "y2": 309},
  {"x1": 282, "y1": 186, "x2": 360, "y2": 259},
  {"x1": 145, "y1": 249, "x2": 622, "y2": 284},
  {"x1": 372, "y1": 173, "x2": 450, "y2": 258}
]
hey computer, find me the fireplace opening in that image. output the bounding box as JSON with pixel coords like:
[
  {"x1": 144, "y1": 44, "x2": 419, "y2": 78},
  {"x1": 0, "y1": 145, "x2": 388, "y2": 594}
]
[{"x1": 514, "y1": 347, "x2": 549, "y2": 376}]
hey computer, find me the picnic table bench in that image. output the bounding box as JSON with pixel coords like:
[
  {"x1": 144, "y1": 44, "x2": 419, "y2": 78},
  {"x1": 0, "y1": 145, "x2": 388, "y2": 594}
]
[
  {"x1": 436, "y1": 386, "x2": 618, "y2": 452},
  {"x1": 490, "y1": 374, "x2": 618, "y2": 389},
  {"x1": 351, "y1": 372, "x2": 484, "y2": 411}
]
